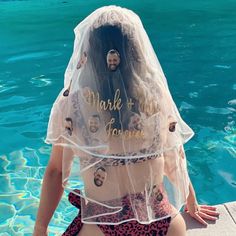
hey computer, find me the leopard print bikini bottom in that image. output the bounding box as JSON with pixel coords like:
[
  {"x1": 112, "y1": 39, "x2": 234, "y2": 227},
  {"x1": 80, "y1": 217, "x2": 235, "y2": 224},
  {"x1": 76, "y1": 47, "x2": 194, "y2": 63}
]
[{"x1": 62, "y1": 189, "x2": 172, "y2": 236}]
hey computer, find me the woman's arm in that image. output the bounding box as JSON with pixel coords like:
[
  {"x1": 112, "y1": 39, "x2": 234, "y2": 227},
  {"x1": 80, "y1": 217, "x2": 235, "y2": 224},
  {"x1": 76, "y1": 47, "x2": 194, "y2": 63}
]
[
  {"x1": 33, "y1": 145, "x2": 64, "y2": 236},
  {"x1": 164, "y1": 145, "x2": 219, "y2": 225},
  {"x1": 187, "y1": 180, "x2": 197, "y2": 202}
]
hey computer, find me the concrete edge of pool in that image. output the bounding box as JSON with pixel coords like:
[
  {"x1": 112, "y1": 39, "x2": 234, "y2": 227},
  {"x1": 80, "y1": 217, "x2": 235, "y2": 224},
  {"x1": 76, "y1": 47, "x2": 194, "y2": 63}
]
[{"x1": 183, "y1": 201, "x2": 236, "y2": 236}]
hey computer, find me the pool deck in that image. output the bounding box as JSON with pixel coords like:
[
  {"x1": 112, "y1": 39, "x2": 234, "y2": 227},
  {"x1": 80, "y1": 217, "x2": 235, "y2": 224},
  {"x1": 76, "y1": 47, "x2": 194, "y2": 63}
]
[{"x1": 183, "y1": 201, "x2": 236, "y2": 236}]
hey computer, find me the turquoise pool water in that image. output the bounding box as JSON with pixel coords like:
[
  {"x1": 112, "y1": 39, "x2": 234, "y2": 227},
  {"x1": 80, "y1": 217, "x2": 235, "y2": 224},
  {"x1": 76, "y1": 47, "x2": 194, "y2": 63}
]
[{"x1": 0, "y1": 0, "x2": 235, "y2": 235}]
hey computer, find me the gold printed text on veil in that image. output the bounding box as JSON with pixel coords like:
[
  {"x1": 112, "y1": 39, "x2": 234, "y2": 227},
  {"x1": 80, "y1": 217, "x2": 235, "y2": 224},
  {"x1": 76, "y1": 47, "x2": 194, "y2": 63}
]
[
  {"x1": 85, "y1": 88, "x2": 144, "y2": 139},
  {"x1": 87, "y1": 89, "x2": 122, "y2": 112},
  {"x1": 105, "y1": 118, "x2": 145, "y2": 139}
]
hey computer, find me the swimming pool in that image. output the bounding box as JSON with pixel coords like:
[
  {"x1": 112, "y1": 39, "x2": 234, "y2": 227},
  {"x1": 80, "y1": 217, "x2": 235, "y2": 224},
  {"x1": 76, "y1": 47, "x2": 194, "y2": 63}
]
[{"x1": 0, "y1": 0, "x2": 235, "y2": 235}]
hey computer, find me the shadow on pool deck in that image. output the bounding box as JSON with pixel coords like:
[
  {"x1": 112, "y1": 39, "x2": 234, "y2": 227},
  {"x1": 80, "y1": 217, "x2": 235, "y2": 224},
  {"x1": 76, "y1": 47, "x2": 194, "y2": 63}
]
[{"x1": 182, "y1": 201, "x2": 236, "y2": 236}]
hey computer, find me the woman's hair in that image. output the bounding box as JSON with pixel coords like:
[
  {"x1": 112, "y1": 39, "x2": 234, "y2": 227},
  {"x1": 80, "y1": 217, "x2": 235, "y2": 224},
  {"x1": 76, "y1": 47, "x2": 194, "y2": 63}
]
[{"x1": 78, "y1": 10, "x2": 161, "y2": 129}]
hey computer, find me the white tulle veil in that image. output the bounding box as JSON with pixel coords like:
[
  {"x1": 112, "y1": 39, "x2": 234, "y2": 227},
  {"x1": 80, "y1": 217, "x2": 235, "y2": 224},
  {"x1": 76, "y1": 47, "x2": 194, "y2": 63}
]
[{"x1": 45, "y1": 5, "x2": 194, "y2": 224}]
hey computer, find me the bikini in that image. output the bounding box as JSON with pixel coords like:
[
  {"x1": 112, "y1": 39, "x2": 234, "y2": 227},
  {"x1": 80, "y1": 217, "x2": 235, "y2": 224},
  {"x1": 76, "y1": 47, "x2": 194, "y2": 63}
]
[
  {"x1": 62, "y1": 187, "x2": 172, "y2": 236},
  {"x1": 62, "y1": 152, "x2": 173, "y2": 236}
]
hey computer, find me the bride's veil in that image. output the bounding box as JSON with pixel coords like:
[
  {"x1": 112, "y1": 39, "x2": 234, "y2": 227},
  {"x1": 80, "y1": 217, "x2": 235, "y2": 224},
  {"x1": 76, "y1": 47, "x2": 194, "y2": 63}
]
[{"x1": 45, "y1": 5, "x2": 194, "y2": 224}]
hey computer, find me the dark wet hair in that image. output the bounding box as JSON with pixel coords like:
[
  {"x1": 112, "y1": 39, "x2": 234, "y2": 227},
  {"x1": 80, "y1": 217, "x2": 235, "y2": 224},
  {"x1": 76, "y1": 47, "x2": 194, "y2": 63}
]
[
  {"x1": 91, "y1": 114, "x2": 100, "y2": 120},
  {"x1": 107, "y1": 49, "x2": 120, "y2": 57},
  {"x1": 94, "y1": 166, "x2": 106, "y2": 173},
  {"x1": 80, "y1": 25, "x2": 141, "y2": 129}
]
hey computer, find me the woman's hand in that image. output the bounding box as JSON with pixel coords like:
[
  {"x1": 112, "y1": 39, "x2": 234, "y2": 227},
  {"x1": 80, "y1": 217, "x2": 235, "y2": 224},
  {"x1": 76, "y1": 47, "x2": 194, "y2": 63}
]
[
  {"x1": 184, "y1": 193, "x2": 220, "y2": 226},
  {"x1": 184, "y1": 181, "x2": 220, "y2": 225}
]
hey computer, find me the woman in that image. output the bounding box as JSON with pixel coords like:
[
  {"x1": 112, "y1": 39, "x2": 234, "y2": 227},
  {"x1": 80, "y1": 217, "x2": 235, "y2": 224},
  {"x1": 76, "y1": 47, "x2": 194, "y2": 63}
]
[{"x1": 33, "y1": 6, "x2": 219, "y2": 236}]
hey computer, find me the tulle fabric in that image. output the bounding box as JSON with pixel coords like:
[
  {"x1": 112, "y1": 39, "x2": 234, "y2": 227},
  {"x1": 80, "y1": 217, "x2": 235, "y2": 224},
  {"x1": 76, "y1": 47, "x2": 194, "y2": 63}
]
[{"x1": 44, "y1": 5, "x2": 194, "y2": 224}]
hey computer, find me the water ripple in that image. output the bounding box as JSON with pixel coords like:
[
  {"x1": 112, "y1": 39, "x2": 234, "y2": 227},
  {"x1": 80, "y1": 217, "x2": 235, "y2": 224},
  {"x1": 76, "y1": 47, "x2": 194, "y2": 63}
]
[
  {"x1": 205, "y1": 106, "x2": 235, "y2": 114},
  {"x1": 179, "y1": 101, "x2": 195, "y2": 111},
  {"x1": 203, "y1": 83, "x2": 218, "y2": 88},
  {"x1": 228, "y1": 99, "x2": 236, "y2": 105},
  {"x1": 0, "y1": 96, "x2": 35, "y2": 108},
  {"x1": 30, "y1": 75, "x2": 52, "y2": 87},
  {"x1": 189, "y1": 92, "x2": 198, "y2": 98},
  {"x1": 5, "y1": 51, "x2": 62, "y2": 63},
  {"x1": 214, "y1": 64, "x2": 232, "y2": 69},
  {"x1": 0, "y1": 85, "x2": 18, "y2": 94}
]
